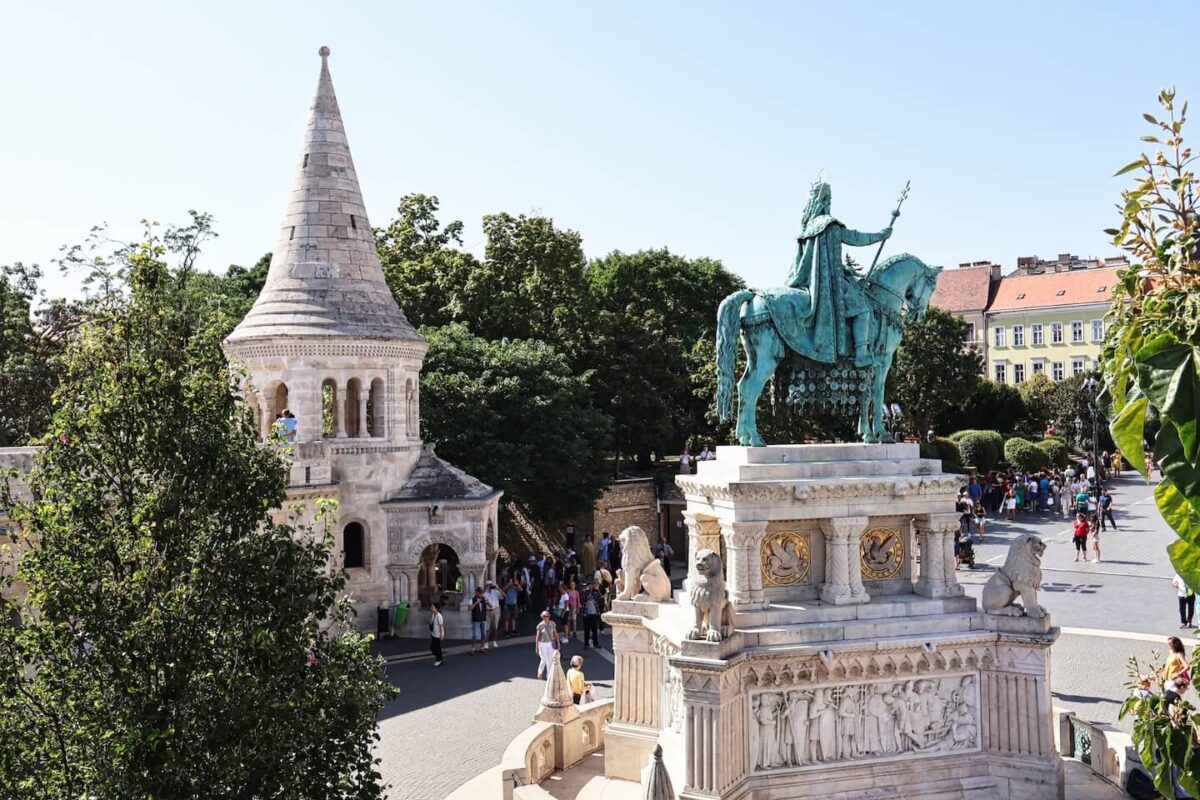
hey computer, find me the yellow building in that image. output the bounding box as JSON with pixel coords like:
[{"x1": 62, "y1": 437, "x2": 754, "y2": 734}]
[{"x1": 984, "y1": 266, "x2": 1120, "y2": 385}]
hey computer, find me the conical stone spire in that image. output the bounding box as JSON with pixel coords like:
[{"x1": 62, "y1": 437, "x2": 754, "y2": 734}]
[
  {"x1": 227, "y1": 46, "x2": 420, "y2": 343},
  {"x1": 641, "y1": 745, "x2": 675, "y2": 800},
  {"x1": 534, "y1": 650, "x2": 579, "y2": 725}
]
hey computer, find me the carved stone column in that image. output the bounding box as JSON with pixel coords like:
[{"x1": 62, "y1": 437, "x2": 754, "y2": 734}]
[
  {"x1": 819, "y1": 516, "x2": 870, "y2": 606},
  {"x1": 914, "y1": 513, "x2": 961, "y2": 598},
  {"x1": 720, "y1": 521, "x2": 768, "y2": 610},
  {"x1": 387, "y1": 566, "x2": 403, "y2": 606},
  {"x1": 357, "y1": 389, "x2": 369, "y2": 438},
  {"x1": 335, "y1": 379, "x2": 348, "y2": 438},
  {"x1": 684, "y1": 513, "x2": 723, "y2": 585}
]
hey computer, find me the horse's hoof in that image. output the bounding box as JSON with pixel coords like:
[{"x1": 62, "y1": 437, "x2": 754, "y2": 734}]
[{"x1": 749, "y1": 437, "x2": 766, "y2": 447}]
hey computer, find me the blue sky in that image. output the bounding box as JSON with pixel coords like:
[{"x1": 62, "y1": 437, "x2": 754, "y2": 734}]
[{"x1": 4, "y1": 1, "x2": 1196, "y2": 300}]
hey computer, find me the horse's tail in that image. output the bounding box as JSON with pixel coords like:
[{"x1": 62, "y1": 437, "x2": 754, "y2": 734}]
[{"x1": 716, "y1": 289, "x2": 755, "y2": 422}]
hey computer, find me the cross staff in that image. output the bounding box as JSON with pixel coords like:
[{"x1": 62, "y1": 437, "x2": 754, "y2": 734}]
[{"x1": 869, "y1": 181, "x2": 911, "y2": 271}]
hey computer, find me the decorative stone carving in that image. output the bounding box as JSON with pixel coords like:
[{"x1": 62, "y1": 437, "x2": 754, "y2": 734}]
[
  {"x1": 687, "y1": 549, "x2": 734, "y2": 642},
  {"x1": 749, "y1": 674, "x2": 979, "y2": 771},
  {"x1": 982, "y1": 533, "x2": 1047, "y2": 618},
  {"x1": 641, "y1": 744, "x2": 675, "y2": 800},
  {"x1": 616, "y1": 525, "x2": 672, "y2": 602},
  {"x1": 914, "y1": 513, "x2": 962, "y2": 599},
  {"x1": 819, "y1": 516, "x2": 869, "y2": 606},
  {"x1": 859, "y1": 526, "x2": 903, "y2": 581},
  {"x1": 677, "y1": 474, "x2": 962, "y2": 504},
  {"x1": 664, "y1": 667, "x2": 685, "y2": 734},
  {"x1": 761, "y1": 531, "x2": 810, "y2": 586},
  {"x1": 535, "y1": 650, "x2": 580, "y2": 725}
]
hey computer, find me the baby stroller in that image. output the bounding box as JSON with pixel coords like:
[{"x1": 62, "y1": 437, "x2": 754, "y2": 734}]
[{"x1": 955, "y1": 530, "x2": 976, "y2": 569}]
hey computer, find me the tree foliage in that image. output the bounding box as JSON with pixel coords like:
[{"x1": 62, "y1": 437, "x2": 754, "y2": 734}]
[
  {"x1": 950, "y1": 430, "x2": 1001, "y2": 472},
  {"x1": 1003, "y1": 437, "x2": 1049, "y2": 472},
  {"x1": 418, "y1": 323, "x2": 612, "y2": 531},
  {"x1": 1035, "y1": 437, "x2": 1069, "y2": 469},
  {"x1": 938, "y1": 379, "x2": 1025, "y2": 435},
  {"x1": 1104, "y1": 91, "x2": 1200, "y2": 794},
  {"x1": 887, "y1": 307, "x2": 983, "y2": 438},
  {"x1": 0, "y1": 217, "x2": 392, "y2": 799}
]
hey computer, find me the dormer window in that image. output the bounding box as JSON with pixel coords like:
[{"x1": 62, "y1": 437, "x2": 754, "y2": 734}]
[
  {"x1": 1016, "y1": 293, "x2": 1025, "y2": 300},
  {"x1": 1055, "y1": 289, "x2": 1066, "y2": 296},
  {"x1": 1097, "y1": 286, "x2": 1106, "y2": 292}
]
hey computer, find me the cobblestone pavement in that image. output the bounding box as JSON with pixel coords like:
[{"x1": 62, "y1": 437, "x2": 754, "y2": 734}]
[
  {"x1": 376, "y1": 473, "x2": 1179, "y2": 798},
  {"x1": 376, "y1": 630, "x2": 614, "y2": 800}
]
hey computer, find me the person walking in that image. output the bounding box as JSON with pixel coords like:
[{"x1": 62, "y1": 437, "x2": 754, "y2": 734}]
[
  {"x1": 429, "y1": 601, "x2": 445, "y2": 667},
  {"x1": 972, "y1": 500, "x2": 986, "y2": 538},
  {"x1": 468, "y1": 588, "x2": 488, "y2": 655},
  {"x1": 580, "y1": 579, "x2": 604, "y2": 648},
  {"x1": 503, "y1": 574, "x2": 521, "y2": 637},
  {"x1": 1072, "y1": 512, "x2": 1090, "y2": 563},
  {"x1": 534, "y1": 610, "x2": 560, "y2": 679},
  {"x1": 580, "y1": 533, "x2": 597, "y2": 579},
  {"x1": 1162, "y1": 636, "x2": 1192, "y2": 705},
  {"x1": 1173, "y1": 573, "x2": 1196, "y2": 629},
  {"x1": 484, "y1": 580, "x2": 503, "y2": 650},
  {"x1": 1099, "y1": 490, "x2": 1117, "y2": 531},
  {"x1": 566, "y1": 655, "x2": 593, "y2": 704}
]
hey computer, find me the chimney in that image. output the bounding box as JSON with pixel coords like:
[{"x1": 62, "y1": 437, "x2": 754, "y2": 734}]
[{"x1": 990, "y1": 262, "x2": 1002, "y2": 281}]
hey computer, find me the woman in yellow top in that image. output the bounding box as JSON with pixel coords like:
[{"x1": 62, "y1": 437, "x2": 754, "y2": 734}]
[
  {"x1": 567, "y1": 655, "x2": 592, "y2": 705},
  {"x1": 1162, "y1": 636, "x2": 1191, "y2": 704}
]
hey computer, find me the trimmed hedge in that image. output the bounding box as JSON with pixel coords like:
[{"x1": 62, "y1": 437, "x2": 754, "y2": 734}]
[
  {"x1": 950, "y1": 429, "x2": 1000, "y2": 472},
  {"x1": 1035, "y1": 438, "x2": 1069, "y2": 469},
  {"x1": 1004, "y1": 437, "x2": 1050, "y2": 472},
  {"x1": 932, "y1": 436, "x2": 961, "y2": 469}
]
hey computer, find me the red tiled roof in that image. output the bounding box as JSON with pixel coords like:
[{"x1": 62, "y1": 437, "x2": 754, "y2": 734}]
[
  {"x1": 929, "y1": 265, "x2": 993, "y2": 313},
  {"x1": 986, "y1": 266, "x2": 1121, "y2": 313}
]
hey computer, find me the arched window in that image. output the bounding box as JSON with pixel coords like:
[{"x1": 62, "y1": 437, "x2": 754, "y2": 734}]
[
  {"x1": 346, "y1": 378, "x2": 363, "y2": 437},
  {"x1": 321, "y1": 379, "x2": 337, "y2": 438},
  {"x1": 343, "y1": 522, "x2": 365, "y2": 569},
  {"x1": 368, "y1": 377, "x2": 385, "y2": 437}
]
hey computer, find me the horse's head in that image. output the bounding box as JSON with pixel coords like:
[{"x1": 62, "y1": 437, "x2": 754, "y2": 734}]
[{"x1": 905, "y1": 264, "x2": 942, "y2": 322}]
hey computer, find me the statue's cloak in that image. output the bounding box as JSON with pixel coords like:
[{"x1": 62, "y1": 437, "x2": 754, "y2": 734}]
[{"x1": 759, "y1": 215, "x2": 866, "y2": 364}]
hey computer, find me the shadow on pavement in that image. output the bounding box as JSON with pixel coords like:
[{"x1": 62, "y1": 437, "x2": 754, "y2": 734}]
[{"x1": 1041, "y1": 582, "x2": 1102, "y2": 594}]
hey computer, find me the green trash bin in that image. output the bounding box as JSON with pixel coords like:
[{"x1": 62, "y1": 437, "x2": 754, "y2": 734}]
[{"x1": 393, "y1": 602, "x2": 410, "y2": 629}]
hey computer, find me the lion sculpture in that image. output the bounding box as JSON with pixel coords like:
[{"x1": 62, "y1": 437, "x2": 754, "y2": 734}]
[
  {"x1": 981, "y1": 533, "x2": 1047, "y2": 618},
  {"x1": 615, "y1": 526, "x2": 672, "y2": 602},
  {"x1": 687, "y1": 549, "x2": 734, "y2": 642}
]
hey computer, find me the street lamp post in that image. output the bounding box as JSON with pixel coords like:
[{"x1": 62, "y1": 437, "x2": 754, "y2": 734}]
[{"x1": 1077, "y1": 376, "x2": 1102, "y2": 514}]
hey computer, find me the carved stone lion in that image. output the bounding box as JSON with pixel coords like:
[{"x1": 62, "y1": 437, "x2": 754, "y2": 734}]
[
  {"x1": 687, "y1": 549, "x2": 734, "y2": 642},
  {"x1": 615, "y1": 526, "x2": 672, "y2": 602},
  {"x1": 982, "y1": 533, "x2": 1046, "y2": 618}
]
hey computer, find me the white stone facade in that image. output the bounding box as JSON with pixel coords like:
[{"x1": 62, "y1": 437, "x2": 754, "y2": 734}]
[
  {"x1": 223, "y1": 48, "x2": 500, "y2": 636},
  {"x1": 602, "y1": 444, "x2": 1061, "y2": 799}
]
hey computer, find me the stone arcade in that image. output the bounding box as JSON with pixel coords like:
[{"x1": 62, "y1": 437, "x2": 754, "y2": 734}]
[
  {"x1": 223, "y1": 48, "x2": 501, "y2": 636},
  {"x1": 601, "y1": 443, "x2": 1061, "y2": 799}
]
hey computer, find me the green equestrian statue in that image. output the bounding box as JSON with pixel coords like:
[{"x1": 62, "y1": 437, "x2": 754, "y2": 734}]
[{"x1": 715, "y1": 178, "x2": 942, "y2": 446}]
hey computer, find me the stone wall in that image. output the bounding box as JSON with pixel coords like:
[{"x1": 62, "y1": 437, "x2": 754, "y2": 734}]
[{"x1": 591, "y1": 478, "x2": 658, "y2": 541}]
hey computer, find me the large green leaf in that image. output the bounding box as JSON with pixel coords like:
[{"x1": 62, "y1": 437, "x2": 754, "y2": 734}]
[
  {"x1": 1156, "y1": 480, "x2": 1200, "y2": 542},
  {"x1": 1110, "y1": 394, "x2": 1149, "y2": 480},
  {"x1": 1168, "y1": 539, "x2": 1200, "y2": 604},
  {"x1": 1136, "y1": 339, "x2": 1200, "y2": 463},
  {"x1": 1156, "y1": 422, "x2": 1200, "y2": 502}
]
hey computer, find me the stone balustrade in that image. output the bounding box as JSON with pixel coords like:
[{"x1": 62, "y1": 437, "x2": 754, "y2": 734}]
[
  {"x1": 1054, "y1": 706, "x2": 1135, "y2": 794},
  {"x1": 498, "y1": 698, "x2": 614, "y2": 800}
]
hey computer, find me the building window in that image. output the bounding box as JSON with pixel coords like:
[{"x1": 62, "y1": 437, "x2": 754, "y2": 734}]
[
  {"x1": 1012, "y1": 325, "x2": 1024, "y2": 347},
  {"x1": 343, "y1": 522, "x2": 365, "y2": 569},
  {"x1": 994, "y1": 364, "x2": 1007, "y2": 384},
  {"x1": 1051, "y1": 322, "x2": 1063, "y2": 344},
  {"x1": 1071, "y1": 357, "x2": 1085, "y2": 377},
  {"x1": 964, "y1": 322, "x2": 976, "y2": 343},
  {"x1": 1014, "y1": 364, "x2": 1026, "y2": 384},
  {"x1": 994, "y1": 326, "x2": 1006, "y2": 347},
  {"x1": 1031, "y1": 324, "x2": 1043, "y2": 345},
  {"x1": 1032, "y1": 362, "x2": 1045, "y2": 375},
  {"x1": 1052, "y1": 362, "x2": 1064, "y2": 381},
  {"x1": 1071, "y1": 321, "x2": 1084, "y2": 343},
  {"x1": 1091, "y1": 319, "x2": 1105, "y2": 342}
]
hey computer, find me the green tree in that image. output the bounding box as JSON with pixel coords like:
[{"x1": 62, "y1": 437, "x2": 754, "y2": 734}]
[
  {"x1": 1015, "y1": 372, "x2": 1056, "y2": 437},
  {"x1": 1045, "y1": 372, "x2": 1114, "y2": 454},
  {"x1": 179, "y1": 252, "x2": 273, "y2": 339},
  {"x1": 940, "y1": 379, "x2": 1025, "y2": 435},
  {"x1": 1103, "y1": 90, "x2": 1200, "y2": 796},
  {"x1": 585, "y1": 249, "x2": 744, "y2": 464},
  {"x1": 418, "y1": 323, "x2": 612, "y2": 533},
  {"x1": 887, "y1": 307, "x2": 983, "y2": 438},
  {"x1": 0, "y1": 216, "x2": 392, "y2": 799},
  {"x1": 0, "y1": 263, "x2": 75, "y2": 446}
]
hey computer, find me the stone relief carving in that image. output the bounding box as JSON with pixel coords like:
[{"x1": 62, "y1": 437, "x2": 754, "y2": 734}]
[
  {"x1": 859, "y1": 527, "x2": 904, "y2": 581},
  {"x1": 749, "y1": 675, "x2": 978, "y2": 771},
  {"x1": 664, "y1": 666, "x2": 684, "y2": 733},
  {"x1": 761, "y1": 532, "x2": 810, "y2": 586},
  {"x1": 678, "y1": 475, "x2": 961, "y2": 504},
  {"x1": 740, "y1": 642, "x2": 993, "y2": 690}
]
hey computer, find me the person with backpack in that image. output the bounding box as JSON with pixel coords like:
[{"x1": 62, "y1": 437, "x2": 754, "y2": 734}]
[{"x1": 580, "y1": 579, "x2": 604, "y2": 648}]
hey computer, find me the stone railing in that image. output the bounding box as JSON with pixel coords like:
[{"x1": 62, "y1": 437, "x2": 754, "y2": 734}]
[
  {"x1": 1054, "y1": 706, "x2": 1134, "y2": 792},
  {"x1": 499, "y1": 698, "x2": 614, "y2": 800}
]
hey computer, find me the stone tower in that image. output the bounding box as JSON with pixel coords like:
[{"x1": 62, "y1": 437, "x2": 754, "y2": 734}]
[{"x1": 225, "y1": 48, "x2": 501, "y2": 635}]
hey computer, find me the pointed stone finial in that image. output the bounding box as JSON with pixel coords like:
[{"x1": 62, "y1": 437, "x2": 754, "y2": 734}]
[
  {"x1": 318, "y1": 45, "x2": 331, "y2": 58},
  {"x1": 534, "y1": 650, "x2": 579, "y2": 724},
  {"x1": 641, "y1": 744, "x2": 674, "y2": 800}
]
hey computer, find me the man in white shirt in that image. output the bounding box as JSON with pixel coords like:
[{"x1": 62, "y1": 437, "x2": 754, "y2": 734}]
[
  {"x1": 484, "y1": 580, "x2": 504, "y2": 649},
  {"x1": 429, "y1": 602, "x2": 445, "y2": 666}
]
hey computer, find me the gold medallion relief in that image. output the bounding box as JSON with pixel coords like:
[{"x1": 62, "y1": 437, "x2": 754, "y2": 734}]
[
  {"x1": 860, "y1": 527, "x2": 904, "y2": 580},
  {"x1": 760, "y1": 532, "x2": 810, "y2": 586}
]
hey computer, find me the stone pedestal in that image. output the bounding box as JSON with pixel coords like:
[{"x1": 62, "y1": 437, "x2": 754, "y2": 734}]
[{"x1": 601, "y1": 444, "x2": 1061, "y2": 800}]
